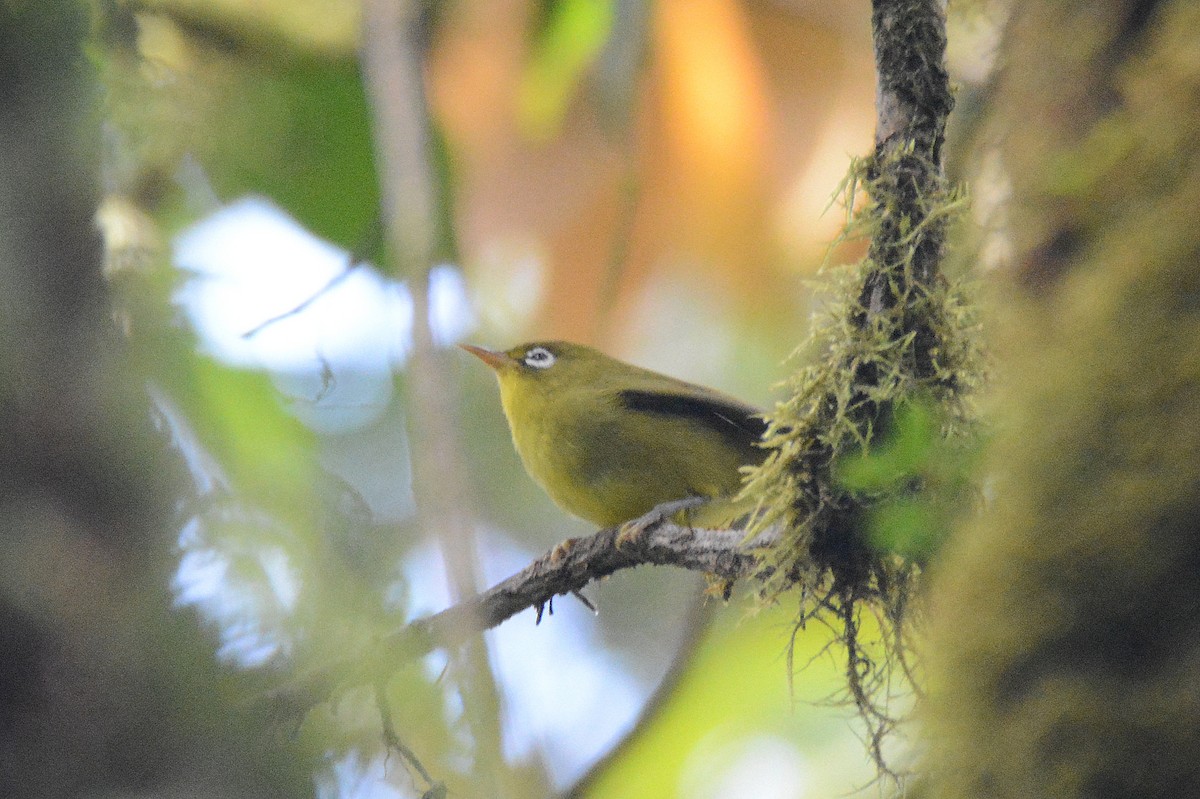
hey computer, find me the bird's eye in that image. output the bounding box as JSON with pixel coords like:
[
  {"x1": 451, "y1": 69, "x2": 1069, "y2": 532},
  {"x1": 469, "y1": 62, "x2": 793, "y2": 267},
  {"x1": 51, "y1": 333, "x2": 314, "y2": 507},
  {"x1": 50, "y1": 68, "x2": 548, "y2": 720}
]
[{"x1": 524, "y1": 347, "x2": 555, "y2": 369}]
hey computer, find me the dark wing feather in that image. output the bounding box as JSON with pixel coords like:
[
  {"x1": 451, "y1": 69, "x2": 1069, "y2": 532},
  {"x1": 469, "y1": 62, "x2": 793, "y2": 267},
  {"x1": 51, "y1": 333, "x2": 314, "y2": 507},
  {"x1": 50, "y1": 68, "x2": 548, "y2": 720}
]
[{"x1": 616, "y1": 389, "x2": 767, "y2": 450}]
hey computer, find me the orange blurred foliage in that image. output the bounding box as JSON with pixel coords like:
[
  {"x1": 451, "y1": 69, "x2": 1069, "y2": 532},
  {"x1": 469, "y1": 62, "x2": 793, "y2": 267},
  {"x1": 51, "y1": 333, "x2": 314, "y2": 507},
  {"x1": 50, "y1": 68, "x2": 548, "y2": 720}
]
[{"x1": 429, "y1": 0, "x2": 874, "y2": 346}]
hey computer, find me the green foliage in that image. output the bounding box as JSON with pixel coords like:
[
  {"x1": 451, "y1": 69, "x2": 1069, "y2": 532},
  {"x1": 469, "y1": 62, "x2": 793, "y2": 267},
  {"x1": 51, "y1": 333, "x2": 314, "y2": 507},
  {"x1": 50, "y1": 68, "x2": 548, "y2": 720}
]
[
  {"x1": 190, "y1": 359, "x2": 318, "y2": 496},
  {"x1": 98, "y1": 7, "x2": 378, "y2": 251},
  {"x1": 519, "y1": 0, "x2": 615, "y2": 140},
  {"x1": 836, "y1": 398, "x2": 981, "y2": 562},
  {"x1": 204, "y1": 55, "x2": 380, "y2": 251},
  {"x1": 576, "y1": 603, "x2": 877, "y2": 798}
]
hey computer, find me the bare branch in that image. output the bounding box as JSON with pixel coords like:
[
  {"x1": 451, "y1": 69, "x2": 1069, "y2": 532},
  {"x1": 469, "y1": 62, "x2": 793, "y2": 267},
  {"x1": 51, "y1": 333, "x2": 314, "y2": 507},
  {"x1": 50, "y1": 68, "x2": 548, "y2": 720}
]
[
  {"x1": 241, "y1": 259, "x2": 359, "y2": 339},
  {"x1": 269, "y1": 518, "x2": 778, "y2": 712},
  {"x1": 399, "y1": 520, "x2": 778, "y2": 655}
]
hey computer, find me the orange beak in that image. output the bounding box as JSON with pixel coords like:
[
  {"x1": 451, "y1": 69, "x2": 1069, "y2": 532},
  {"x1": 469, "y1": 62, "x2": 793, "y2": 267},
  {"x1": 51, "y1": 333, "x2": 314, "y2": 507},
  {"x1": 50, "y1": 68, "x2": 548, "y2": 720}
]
[{"x1": 459, "y1": 343, "x2": 513, "y2": 371}]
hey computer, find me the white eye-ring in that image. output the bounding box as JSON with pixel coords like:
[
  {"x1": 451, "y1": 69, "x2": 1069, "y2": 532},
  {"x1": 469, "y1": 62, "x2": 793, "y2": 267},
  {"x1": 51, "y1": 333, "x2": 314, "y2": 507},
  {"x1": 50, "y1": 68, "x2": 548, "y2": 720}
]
[{"x1": 524, "y1": 347, "x2": 555, "y2": 369}]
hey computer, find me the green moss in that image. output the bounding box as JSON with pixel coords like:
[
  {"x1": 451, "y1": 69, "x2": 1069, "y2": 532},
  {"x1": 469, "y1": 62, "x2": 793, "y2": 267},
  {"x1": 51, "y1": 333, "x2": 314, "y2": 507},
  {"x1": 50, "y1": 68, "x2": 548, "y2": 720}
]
[
  {"x1": 740, "y1": 142, "x2": 982, "y2": 776},
  {"x1": 745, "y1": 152, "x2": 978, "y2": 585},
  {"x1": 736, "y1": 10, "x2": 975, "y2": 771}
]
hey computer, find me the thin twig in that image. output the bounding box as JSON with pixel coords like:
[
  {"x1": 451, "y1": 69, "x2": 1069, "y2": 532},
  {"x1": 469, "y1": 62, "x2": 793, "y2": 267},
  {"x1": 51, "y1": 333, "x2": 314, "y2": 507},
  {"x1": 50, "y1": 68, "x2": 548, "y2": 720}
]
[
  {"x1": 374, "y1": 681, "x2": 439, "y2": 790},
  {"x1": 241, "y1": 261, "x2": 360, "y2": 339},
  {"x1": 241, "y1": 211, "x2": 381, "y2": 340}
]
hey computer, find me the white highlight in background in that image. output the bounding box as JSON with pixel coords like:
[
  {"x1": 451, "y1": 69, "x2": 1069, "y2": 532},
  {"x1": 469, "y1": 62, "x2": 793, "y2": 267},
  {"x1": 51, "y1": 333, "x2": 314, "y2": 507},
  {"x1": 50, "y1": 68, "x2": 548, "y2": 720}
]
[
  {"x1": 403, "y1": 537, "x2": 645, "y2": 788},
  {"x1": 174, "y1": 196, "x2": 473, "y2": 375}
]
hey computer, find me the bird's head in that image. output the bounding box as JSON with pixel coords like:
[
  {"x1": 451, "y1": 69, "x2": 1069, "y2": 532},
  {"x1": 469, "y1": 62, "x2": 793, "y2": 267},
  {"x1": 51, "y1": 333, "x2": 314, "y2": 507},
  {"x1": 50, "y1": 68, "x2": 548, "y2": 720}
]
[{"x1": 459, "y1": 341, "x2": 608, "y2": 392}]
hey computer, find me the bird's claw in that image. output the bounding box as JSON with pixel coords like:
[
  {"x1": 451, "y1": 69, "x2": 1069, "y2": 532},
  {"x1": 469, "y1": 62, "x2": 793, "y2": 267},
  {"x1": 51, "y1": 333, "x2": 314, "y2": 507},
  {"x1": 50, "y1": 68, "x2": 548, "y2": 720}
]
[
  {"x1": 615, "y1": 496, "x2": 709, "y2": 549},
  {"x1": 547, "y1": 537, "x2": 578, "y2": 564},
  {"x1": 615, "y1": 519, "x2": 646, "y2": 549}
]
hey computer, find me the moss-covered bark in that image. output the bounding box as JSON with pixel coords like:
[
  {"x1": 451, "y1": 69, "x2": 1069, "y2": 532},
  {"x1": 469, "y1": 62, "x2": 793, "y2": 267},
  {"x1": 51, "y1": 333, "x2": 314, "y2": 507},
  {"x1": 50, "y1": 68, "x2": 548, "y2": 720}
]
[
  {"x1": 742, "y1": 0, "x2": 979, "y2": 777},
  {"x1": 924, "y1": 2, "x2": 1200, "y2": 797},
  {"x1": 749, "y1": 0, "x2": 970, "y2": 594}
]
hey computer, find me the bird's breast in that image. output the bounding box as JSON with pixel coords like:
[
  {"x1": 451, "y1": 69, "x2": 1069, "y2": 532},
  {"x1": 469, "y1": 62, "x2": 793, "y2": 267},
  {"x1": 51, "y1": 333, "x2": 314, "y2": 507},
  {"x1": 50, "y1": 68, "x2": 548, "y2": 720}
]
[{"x1": 498, "y1": 385, "x2": 625, "y2": 523}]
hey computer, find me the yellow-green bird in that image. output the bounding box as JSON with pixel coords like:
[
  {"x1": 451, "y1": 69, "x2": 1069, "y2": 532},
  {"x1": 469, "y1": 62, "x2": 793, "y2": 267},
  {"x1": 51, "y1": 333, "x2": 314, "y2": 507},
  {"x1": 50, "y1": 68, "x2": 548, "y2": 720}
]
[{"x1": 461, "y1": 341, "x2": 767, "y2": 530}]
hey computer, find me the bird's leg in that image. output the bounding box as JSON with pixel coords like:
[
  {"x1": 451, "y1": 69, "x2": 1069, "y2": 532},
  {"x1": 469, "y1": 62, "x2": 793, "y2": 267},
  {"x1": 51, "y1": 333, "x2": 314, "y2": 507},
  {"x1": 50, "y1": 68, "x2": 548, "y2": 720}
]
[{"x1": 616, "y1": 496, "x2": 710, "y2": 549}]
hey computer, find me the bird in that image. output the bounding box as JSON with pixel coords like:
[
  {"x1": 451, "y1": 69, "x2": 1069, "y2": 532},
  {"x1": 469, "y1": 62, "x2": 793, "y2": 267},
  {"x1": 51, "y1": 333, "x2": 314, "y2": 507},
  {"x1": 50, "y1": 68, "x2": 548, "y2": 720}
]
[{"x1": 460, "y1": 341, "x2": 767, "y2": 538}]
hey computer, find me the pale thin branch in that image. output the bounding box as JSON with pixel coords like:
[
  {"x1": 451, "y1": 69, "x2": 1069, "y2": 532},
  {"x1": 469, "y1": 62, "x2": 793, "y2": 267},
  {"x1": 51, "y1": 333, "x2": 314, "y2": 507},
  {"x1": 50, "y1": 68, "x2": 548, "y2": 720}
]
[
  {"x1": 241, "y1": 260, "x2": 359, "y2": 339},
  {"x1": 359, "y1": 1, "x2": 506, "y2": 790}
]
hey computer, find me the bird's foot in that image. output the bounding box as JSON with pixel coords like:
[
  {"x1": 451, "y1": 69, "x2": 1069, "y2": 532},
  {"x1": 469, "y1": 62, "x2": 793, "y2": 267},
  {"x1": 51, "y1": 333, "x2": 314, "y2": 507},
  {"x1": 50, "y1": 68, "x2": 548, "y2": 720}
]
[
  {"x1": 615, "y1": 496, "x2": 709, "y2": 549},
  {"x1": 547, "y1": 537, "x2": 578, "y2": 564}
]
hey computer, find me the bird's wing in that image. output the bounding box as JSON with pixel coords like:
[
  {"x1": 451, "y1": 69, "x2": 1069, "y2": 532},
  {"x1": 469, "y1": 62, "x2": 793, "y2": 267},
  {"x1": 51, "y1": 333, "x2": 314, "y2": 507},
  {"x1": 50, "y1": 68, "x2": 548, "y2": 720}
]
[{"x1": 615, "y1": 388, "x2": 767, "y2": 447}]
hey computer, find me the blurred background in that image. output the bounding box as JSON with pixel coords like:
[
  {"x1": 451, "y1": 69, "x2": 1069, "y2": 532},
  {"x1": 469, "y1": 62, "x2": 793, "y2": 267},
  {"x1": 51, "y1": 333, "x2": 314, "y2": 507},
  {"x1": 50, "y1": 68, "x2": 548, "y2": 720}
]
[{"x1": 2, "y1": 1, "x2": 995, "y2": 797}]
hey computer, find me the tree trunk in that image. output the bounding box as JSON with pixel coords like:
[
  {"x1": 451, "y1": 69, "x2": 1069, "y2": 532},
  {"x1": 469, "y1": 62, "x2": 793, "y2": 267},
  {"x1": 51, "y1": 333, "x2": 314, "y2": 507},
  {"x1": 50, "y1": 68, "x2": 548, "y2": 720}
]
[
  {"x1": 0, "y1": 3, "x2": 307, "y2": 795},
  {"x1": 924, "y1": 2, "x2": 1200, "y2": 797}
]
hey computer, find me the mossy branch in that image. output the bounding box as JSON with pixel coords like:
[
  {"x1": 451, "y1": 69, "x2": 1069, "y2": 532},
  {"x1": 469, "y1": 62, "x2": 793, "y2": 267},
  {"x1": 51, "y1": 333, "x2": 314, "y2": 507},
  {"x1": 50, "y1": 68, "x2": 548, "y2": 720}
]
[
  {"x1": 738, "y1": 0, "x2": 977, "y2": 781},
  {"x1": 747, "y1": 0, "x2": 965, "y2": 597}
]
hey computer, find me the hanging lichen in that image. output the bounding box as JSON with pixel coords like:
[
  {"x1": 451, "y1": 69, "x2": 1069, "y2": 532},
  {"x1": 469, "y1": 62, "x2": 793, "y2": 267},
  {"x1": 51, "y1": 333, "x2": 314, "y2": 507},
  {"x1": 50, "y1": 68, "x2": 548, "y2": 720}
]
[{"x1": 739, "y1": 11, "x2": 985, "y2": 765}]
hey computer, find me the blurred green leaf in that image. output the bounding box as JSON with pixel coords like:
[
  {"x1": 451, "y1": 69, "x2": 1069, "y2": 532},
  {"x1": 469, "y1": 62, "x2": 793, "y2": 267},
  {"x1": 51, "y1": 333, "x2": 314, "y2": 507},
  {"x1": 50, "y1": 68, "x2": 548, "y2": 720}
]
[
  {"x1": 101, "y1": 11, "x2": 379, "y2": 252},
  {"x1": 190, "y1": 358, "x2": 319, "y2": 506},
  {"x1": 836, "y1": 399, "x2": 980, "y2": 561},
  {"x1": 870, "y1": 497, "x2": 941, "y2": 560},
  {"x1": 142, "y1": 0, "x2": 361, "y2": 57},
  {"x1": 578, "y1": 602, "x2": 877, "y2": 798},
  {"x1": 518, "y1": 0, "x2": 615, "y2": 141},
  {"x1": 202, "y1": 54, "x2": 380, "y2": 253},
  {"x1": 430, "y1": 124, "x2": 461, "y2": 265},
  {"x1": 837, "y1": 401, "x2": 937, "y2": 491}
]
